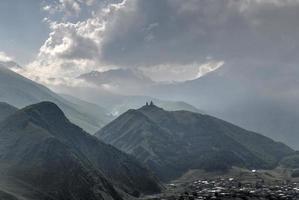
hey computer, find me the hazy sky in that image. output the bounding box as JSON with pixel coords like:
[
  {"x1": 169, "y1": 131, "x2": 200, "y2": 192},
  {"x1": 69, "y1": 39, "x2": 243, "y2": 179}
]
[
  {"x1": 1, "y1": 0, "x2": 299, "y2": 89},
  {"x1": 0, "y1": 0, "x2": 49, "y2": 64}
]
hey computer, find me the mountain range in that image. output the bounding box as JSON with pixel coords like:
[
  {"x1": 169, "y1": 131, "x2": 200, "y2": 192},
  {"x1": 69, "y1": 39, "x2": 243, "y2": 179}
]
[
  {"x1": 69, "y1": 65, "x2": 299, "y2": 150},
  {"x1": 0, "y1": 63, "x2": 203, "y2": 134},
  {"x1": 0, "y1": 61, "x2": 297, "y2": 199},
  {"x1": 0, "y1": 64, "x2": 112, "y2": 133},
  {"x1": 71, "y1": 64, "x2": 299, "y2": 150},
  {"x1": 0, "y1": 102, "x2": 161, "y2": 200},
  {"x1": 3, "y1": 58, "x2": 297, "y2": 151},
  {"x1": 96, "y1": 104, "x2": 294, "y2": 181},
  {"x1": 74, "y1": 69, "x2": 203, "y2": 116}
]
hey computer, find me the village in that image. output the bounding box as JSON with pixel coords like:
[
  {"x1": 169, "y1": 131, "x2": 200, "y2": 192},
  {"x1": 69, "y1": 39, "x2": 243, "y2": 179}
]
[
  {"x1": 143, "y1": 170, "x2": 299, "y2": 200},
  {"x1": 174, "y1": 178, "x2": 299, "y2": 200}
]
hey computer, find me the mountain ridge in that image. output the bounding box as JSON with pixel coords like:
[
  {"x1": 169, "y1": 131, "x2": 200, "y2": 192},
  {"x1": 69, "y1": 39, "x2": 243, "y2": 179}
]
[
  {"x1": 96, "y1": 104, "x2": 294, "y2": 181},
  {"x1": 0, "y1": 102, "x2": 161, "y2": 199},
  {"x1": 0, "y1": 65, "x2": 111, "y2": 133},
  {"x1": 0, "y1": 102, "x2": 17, "y2": 122}
]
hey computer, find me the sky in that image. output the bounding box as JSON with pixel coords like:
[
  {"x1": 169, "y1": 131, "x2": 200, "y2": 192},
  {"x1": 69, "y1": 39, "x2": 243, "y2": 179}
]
[
  {"x1": 1, "y1": 0, "x2": 299, "y2": 91},
  {"x1": 0, "y1": 0, "x2": 49, "y2": 64}
]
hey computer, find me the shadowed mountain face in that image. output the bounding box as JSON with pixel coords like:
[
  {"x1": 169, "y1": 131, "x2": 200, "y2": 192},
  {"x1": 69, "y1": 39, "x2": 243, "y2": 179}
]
[
  {"x1": 0, "y1": 102, "x2": 17, "y2": 122},
  {"x1": 0, "y1": 65, "x2": 112, "y2": 133},
  {"x1": 96, "y1": 104, "x2": 294, "y2": 181},
  {"x1": 0, "y1": 102, "x2": 161, "y2": 200}
]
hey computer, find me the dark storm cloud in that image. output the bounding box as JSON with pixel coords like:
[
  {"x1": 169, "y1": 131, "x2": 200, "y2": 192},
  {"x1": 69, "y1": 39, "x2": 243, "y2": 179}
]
[{"x1": 100, "y1": 0, "x2": 299, "y2": 66}]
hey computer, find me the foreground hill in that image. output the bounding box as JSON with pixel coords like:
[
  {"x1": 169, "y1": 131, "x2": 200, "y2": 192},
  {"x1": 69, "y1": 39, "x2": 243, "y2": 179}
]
[
  {"x1": 0, "y1": 65, "x2": 111, "y2": 133},
  {"x1": 0, "y1": 102, "x2": 161, "y2": 200},
  {"x1": 0, "y1": 102, "x2": 17, "y2": 122},
  {"x1": 96, "y1": 104, "x2": 293, "y2": 181}
]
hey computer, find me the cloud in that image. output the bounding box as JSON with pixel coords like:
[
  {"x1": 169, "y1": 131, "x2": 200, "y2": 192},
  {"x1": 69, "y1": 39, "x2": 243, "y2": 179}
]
[
  {"x1": 0, "y1": 51, "x2": 13, "y2": 62},
  {"x1": 19, "y1": 1, "x2": 124, "y2": 87},
  {"x1": 43, "y1": 0, "x2": 81, "y2": 17},
  {"x1": 197, "y1": 61, "x2": 225, "y2": 78},
  {"x1": 78, "y1": 0, "x2": 95, "y2": 6},
  {"x1": 19, "y1": 0, "x2": 299, "y2": 87},
  {"x1": 40, "y1": 21, "x2": 101, "y2": 60},
  {"x1": 42, "y1": 0, "x2": 122, "y2": 19},
  {"x1": 97, "y1": 0, "x2": 299, "y2": 86},
  {"x1": 100, "y1": 0, "x2": 299, "y2": 65}
]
